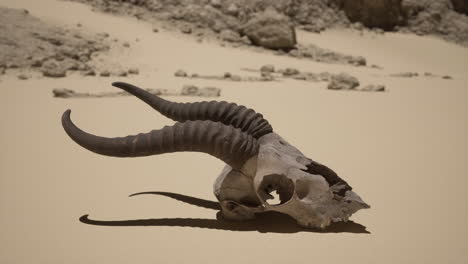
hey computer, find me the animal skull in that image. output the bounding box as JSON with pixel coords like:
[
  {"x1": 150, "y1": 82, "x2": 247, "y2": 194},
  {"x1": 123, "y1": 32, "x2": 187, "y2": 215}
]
[{"x1": 62, "y1": 82, "x2": 369, "y2": 229}]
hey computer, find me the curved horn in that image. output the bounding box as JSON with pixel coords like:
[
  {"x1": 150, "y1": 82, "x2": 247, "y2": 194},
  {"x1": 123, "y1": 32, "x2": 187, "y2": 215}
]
[
  {"x1": 112, "y1": 82, "x2": 273, "y2": 139},
  {"x1": 62, "y1": 110, "x2": 258, "y2": 169}
]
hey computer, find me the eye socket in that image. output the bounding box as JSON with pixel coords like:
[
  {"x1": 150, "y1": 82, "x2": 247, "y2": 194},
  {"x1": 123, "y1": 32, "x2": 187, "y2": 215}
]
[{"x1": 258, "y1": 174, "x2": 294, "y2": 206}]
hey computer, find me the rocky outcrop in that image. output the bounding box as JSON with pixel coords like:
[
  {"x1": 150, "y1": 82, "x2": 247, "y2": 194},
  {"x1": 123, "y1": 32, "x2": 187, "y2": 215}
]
[
  {"x1": 241, "y1": 8, "x2": 297, "y2": 50},
  {"x1": 0, "y1": 7, "x2": 110, "y2": 77},
  {"x1": 402, "y1": 0, "x2": 468, "y2": 45},
  {"x1": 451, "y1": 0, "x2": 468, "y2": 15},
  {"x1": 71, "y1": 0, "x2": 468, "y2": 47},
  {"x1": 335, "y1": 0, "x2": 405, "y2": 30}
]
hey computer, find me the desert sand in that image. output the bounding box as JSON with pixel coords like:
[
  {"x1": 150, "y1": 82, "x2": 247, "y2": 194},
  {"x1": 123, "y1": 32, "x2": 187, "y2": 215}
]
[{"x1": 1, "y1": 0, "x2": 468, "y2": 263}]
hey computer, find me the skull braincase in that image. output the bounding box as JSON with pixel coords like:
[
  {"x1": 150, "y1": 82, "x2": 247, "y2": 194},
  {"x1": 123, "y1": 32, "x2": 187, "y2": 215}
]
[{"x1": 214, "y1": 133, "x2": 370, "y2": 229}]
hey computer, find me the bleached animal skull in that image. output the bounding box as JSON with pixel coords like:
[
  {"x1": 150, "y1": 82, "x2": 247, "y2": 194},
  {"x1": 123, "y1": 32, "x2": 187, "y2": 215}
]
[{"x1": 62, "y1": 82, "x2": 369, "y2": 229}]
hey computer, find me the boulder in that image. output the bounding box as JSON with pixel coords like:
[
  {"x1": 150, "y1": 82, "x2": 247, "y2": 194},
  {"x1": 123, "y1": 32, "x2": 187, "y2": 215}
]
[
  {"x1": 175, "y1": 69, "x2": 188, "y2": 77},
  {"x1": 337, "y1": 0, "x2": 405, "y2": 30},
  {"x1": 282, "y1": 68, "x2": 300, "y2": 76},
  {"x1": 390, "y1": 72, "x2": 418, "y2": 77},
  {"x1": 53, "y1": 88, "x2": 76, "y2": 98},
  {"x1": 226, "y1": 3, "x2": 239, "y2": 16},
  {"x1": 100, "y1": 70, "x2": 110, "y2": 77},
  {"x1": 128, "y1": 67, "x2": 139, "y2": 74},
  {"x1": 328, "y1": 73, "x2": 360, "y2": 90},
  {"x1": 360, "y1": 84, "x2": 386, "y2": 92},
  {"x1": 181, "y1": 85, "x2": 221, "y2": 97},
  {"x1": 17, "y1": 74, "x2": 29, "y2": 80},
  {"x1": 219, "y1": 29, "x2": 242, "y2": 42},
  {"x1": 242, "y1": 8, "x2": 297, "y2": 50},
  {"x1": 181, "y1": 25, "x2": 192, "y2": 34},
  {"x1": 451, "y1": 0, "x2": 468, "y2": 15},
  {"x1": 41, "y1": 60, "x2": 66, "y2": 78},
  {"x1": 260, "y1": 64, "x2": 275, "y2": 73}
]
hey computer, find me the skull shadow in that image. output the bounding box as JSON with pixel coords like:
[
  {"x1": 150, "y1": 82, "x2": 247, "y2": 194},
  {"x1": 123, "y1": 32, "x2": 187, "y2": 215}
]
[{"x1": 79, "y1": 191, "x2": 370, "y2": 234}]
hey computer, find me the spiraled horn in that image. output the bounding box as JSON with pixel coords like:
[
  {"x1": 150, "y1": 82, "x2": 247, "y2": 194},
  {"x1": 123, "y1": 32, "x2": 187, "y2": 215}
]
[
  {"x1": 112, "y1": 82, "x2": 273, "y2": 139},
  {"x1": 62, "y1": 110, "x2": 258, "y2": 169}
]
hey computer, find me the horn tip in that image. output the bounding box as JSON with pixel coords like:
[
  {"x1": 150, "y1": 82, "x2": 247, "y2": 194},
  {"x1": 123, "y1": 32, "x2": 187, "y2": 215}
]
[
  {"x1": 62, "y1": 109, "x2": 71, "y2": 120},
  {"x1": 112, "y1": 81, "x2": 128, "y2": 88}
]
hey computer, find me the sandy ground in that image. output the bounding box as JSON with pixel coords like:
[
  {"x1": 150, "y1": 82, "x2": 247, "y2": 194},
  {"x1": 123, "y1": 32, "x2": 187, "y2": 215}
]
[{"x1": 1, "y1": 0, "x2": 468, "y2": 263}]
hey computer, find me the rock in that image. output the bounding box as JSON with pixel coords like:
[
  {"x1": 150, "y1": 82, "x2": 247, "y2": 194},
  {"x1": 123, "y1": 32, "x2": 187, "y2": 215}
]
[
  {"x1": 17, "y1": 74, "x2": 29, "y2": 80},
  {"x1": 219, "y1": 29, "x2": 241, "y2": 42},
  {"x1": 302, "y1": 23, "x2": 326, "y2": 33},
  {"x1": 223, "y1": 72, "x2": 232, "y2": 78},
  {"x1": 360, "y1": 84, "x2": 386, "y2": 92},
  {"x1": 128, "y1": 67, "x2": 139, "y2": 75},
  {"x1": 175, "y1": 70, "x2": 188, "y2": 77},
  {"x1": 77, "y1": 23, "x2": 82, "y2": 27},
  {"x1": 0, "y1": 67, "x2": 5, "y2": 75},
  {"x1": 123, "y1": 42, "x2": 130, "y2": 48},
  {"x1": 282, "y1": 68, "x2": 300, "y2": 76},
  {"x1": 115, "y1": 70, "x2": 127, "y2": 77},
  {"x1": 41, "y1": 60, "x2": 66, "y2": 78},
  {"x1": 181, "y1": 85, "x2": 199, "y2": 95},
  {"x1": 199, "y1": 87, "x2": 221, "y2": 97},
  {"x1": 261, "y1": 73, "x2": 275, "y2": 81},
  {"x1": 318, "y1": 72, "x2": 332, "y2": 81},
  {"x1": 351, "y1": 22, "x2": 365, "y2": 31},
  {"x1": 100, "y1": 70, "x2": 110, "y2": 77},
  {"x1": 7, "y1": 62, "x2": 18, "y2": 68},
  {"x1": 181, "y1": 25, "x2": 192, "y2": 34},
  {"x1": 210, "y1": 0, "x2": 222, "y2": 9},
  {"x1": 31, "y1": 56, "x2": 46, "y2": 67},
  {"x1": 240, "y1": 36, "x2": 251, "y2": 45},
  {"x1": 338, "y1": 0, "x2": 405, "y2": 30},
  {"x1": 328, "y1": 73, "x2": 360, "y2": 90},
  {"x1": 390, "y1": 72, "x2": 419, "y2": 78},
  {"x1": 292, "y1": 73, "x2": 308, "y2": 80},
  {"x1": 260, "y1": 64, "x2": 275, "y2": 73},
  {"x1": 62, "y1": 59, "x2": 80, "y2": 71},
  {"x1": 348, "y1": 56, "x2": 367, "y2": 66},
  {"x1": 424, "y1": 72, "x2": 435, "y2": 77},
  {"x1": 98, "y1": 32, "x2": 110, "y2": 38},
  {"x1": 242, "y1": 8, "x2": 297, "y2": 50},
  {"x1": 83, "y1": 69, "x2": 96, "y2": 76},
  {"x1": 451, "y1": 0, "x2": 468, "y2": 15},
  {"x1": 374, "y1": 28, "x2": 385, "y2": 34},
  {"x1": 288, "y1": 49, "x2": 301, "y2": 57},
  {"x1": 226, "y1": 3, "x2": 239, "y2": 16},
  {"x1": 152, "y1": 27, "x2": 159, "y2": 33},
  {"x1": 442, "y1": 75, "x2": 453, "y2": 79},
  {"x1": 181, "y1": 85, "x2": 221, "y2": 97},
  {"x1": 77, "y1": 63, "x2": 89, "y2": 71},
  {"x1": 53, "y1": 88, "x2": 76, "y2": 98}
]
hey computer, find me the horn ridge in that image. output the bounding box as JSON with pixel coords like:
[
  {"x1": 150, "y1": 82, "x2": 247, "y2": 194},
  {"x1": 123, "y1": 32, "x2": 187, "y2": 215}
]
[
  {"x1": 61, "y1": 110, "x2": 258, "y2": 169},
  {"x1": 111, "y1": 82, "x2": 273, "y2": 138}
]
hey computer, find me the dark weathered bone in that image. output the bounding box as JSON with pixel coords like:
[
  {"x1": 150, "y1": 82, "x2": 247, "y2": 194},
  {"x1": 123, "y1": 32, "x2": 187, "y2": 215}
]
[
  {"x1": 112, "y1": 82, "x2": 273, "y2": 139},
  {"x1": 62, "y1": 110, "x2": 258, "y2": 169}
]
